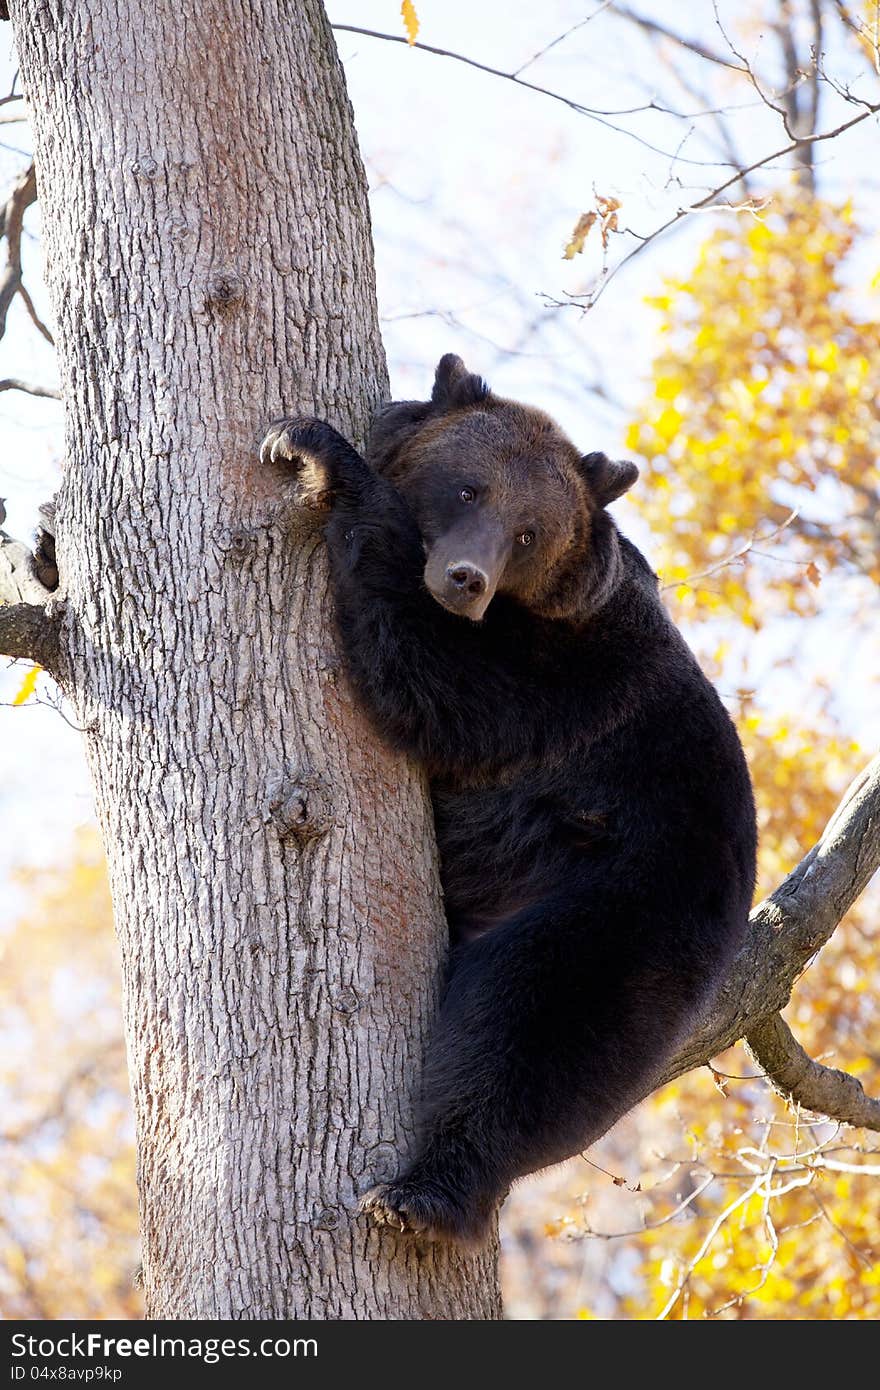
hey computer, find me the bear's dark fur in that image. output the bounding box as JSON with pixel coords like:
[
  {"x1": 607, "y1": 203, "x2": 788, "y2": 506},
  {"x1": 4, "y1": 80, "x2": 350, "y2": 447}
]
[{"x1": 261, "y1": 354, "x2": 757, "y2": 1246}]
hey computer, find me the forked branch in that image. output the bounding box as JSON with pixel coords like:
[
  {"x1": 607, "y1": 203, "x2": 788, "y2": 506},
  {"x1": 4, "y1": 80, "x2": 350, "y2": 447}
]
[{"x1": 661, "y1": 753, "x2": 880, "y2": 1128}]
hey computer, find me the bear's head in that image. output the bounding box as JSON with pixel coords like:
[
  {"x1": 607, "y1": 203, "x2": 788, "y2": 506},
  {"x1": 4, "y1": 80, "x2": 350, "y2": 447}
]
[{"x1": 368, "y1": 353, "x2": 638, "y2": 623}]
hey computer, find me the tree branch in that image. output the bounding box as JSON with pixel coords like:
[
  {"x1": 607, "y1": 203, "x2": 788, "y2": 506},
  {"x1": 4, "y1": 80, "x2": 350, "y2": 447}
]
[
  {"x1": 0, "y1": 162, "x2": 36, "y2": 336},
  {"x1": 0, "y1": 526, "x2": 63, "y2": 675},
  {"x1": 0, "y1": 161, "x2": 56, "y2": 357},
  {"x1": 560, "y1": 96, "x2": 880, "y2": 310},
  {"x1": 16, "y1": 280, "x2": 55, "y2": 345},
  {"x1": 745, "y1": 1012, "x2": 880, "y2": 1131},
  {"x1": 0, "y1": 376, "x2": 60, "y2": 398},
  {"x1": 331, "y1": 24, "x2": 747, "y2": 170},
  {"x1": 607, "y1": 3, "x2": 749, "y2": 72},
  {"x1": 750, "y1": 752, "x2": 880, "y2": 973},
  {"x1": 660, "y1": 48, "x2": 750, "y2": 189},
  {"x1": 657, "y1": 753, "x2": 880, "y2": 1128}
]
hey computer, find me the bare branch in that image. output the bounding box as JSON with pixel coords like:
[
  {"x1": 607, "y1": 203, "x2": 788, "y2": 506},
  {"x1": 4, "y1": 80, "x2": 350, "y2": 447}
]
[
  {"x1": 656, "y1": 1174, "x2": 767, "y2": 1319},
  {"x1": 0, "y1": 599, "x2": 61, "y2": 671},
  {"x1": 656, "y1": 752, "x2": 880, "y2": 1125},
  {"x1": 752, "y1": 752, "x2": 880, "y2": 972},
  {"x1": 0, "y1": 162, "x2": 56, "y2": 359},
  {"x1": 0, "y1": 376, "x2": 59, "y2": 398},
  {"x1": 561, "y1": 97, "x2": 880, "y2": 311},
  {"x1": 659, "y1": 508, "x2": 799, "y2": 594},
  {"x1": 512, "y1": 8, "x2": 612, "y2": 78},
  {"x1": 832, "y1": 0, "x2": 880, "y2": 76},
  {"x1": 0, "y1": 528, "x2": 54, "y2": 606},
  {"x1": 659, "y1": 48, "x2": 750, "y2": 187},
  {"x1": 0, "y1": 162, "x2": 36, "y2": 336},
  {"x1": 16, "y1": 279, "x2": 54, "y2": 345},
  {"x1": 332, "y1": 24, "x2": 745, "y2": 169},
  {"x1": 608, "y1": 3, "x2": 749, "y2": 72},
  {"x1": 788, "y1": 512, "x2": 878, "y2": 583},
  {"x1": 745, "y1": 1012, "x2": 880, "y2": 1131}
]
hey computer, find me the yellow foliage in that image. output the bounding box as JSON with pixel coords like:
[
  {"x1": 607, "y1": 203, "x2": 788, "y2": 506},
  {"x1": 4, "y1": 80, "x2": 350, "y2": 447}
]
[
  {"x1": 599, "y1": 195, "x2": 880, "y2": 1320},
  {"x1": 507, "y1": 196, "x2": 880, "y2": 1321},
  {"x1": 629, "y1": 199, "x2": 880, "y2": 621},
  {"x1": 401, "y1": 0, "x2": 419, "y2": 46},
  {"x1": 11, "y1": 664, "x2": 40, "y2": 706},
  {"x1": 0, "y1": 831, "x2": 141, "y2": 1319}
]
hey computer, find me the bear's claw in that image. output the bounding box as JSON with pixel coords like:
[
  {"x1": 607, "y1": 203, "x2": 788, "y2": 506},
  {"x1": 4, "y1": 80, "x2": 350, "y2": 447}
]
[
  {"x1": 259, "y1": 418, "x2": 334, "y2": 510},
  {"x1": 259, "y1": 418, "x2": 318, "y2": 466},
  {"x1": 359, "y1": 1182, "x2": 431, "y2": 1236},
  {"x1": 359, "y1": 1178, "x2": 494, "y2": 1247}
]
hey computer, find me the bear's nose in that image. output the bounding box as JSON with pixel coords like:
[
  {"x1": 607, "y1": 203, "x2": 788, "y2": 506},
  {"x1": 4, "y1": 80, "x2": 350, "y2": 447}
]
[{"x1": 447, "y1": 563, "x2": 487, "y2": 599}]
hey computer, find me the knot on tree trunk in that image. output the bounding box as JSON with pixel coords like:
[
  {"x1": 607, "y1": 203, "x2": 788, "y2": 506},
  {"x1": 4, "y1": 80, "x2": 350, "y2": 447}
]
[
  {"x1": 266, "y1": 771, "x2": 333, "y2": 842},
  {"x1": 206, "y1": 269, "x2": 245, "y2": 308}
]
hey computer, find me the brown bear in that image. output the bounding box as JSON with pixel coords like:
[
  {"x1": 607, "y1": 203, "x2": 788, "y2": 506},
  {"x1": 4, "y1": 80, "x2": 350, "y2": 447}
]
[{"x1": 261, "y1": 354, "x2": 757, "y2": 1245}]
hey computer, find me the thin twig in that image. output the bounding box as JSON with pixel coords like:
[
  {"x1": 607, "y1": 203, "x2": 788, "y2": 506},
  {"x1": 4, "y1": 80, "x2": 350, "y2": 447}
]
[
  {"x1": 607, "y1": 4, "x2": 749, "y2": 72},
  {"x1": 512, "y1": 8, "x2": 612, "y2": 77},
  {"x1": 660, "y1": 509, "x2": 799, "y2": 593},
  {"x1": 561, "y1": 99, "x2": 880, "y2": 310},
  {"x1": 573, "y1": 1174, "x2": 716, "y2": 1241},
  {"x1": 656, "y1": 1175, "x2": 764, "y2": 1320},
  {"x1": 16, "y1": 280, "x2": 54, "y2": 344},
  {"x1": 331, "y1": 24, "x2": 749, "y2": 169}
]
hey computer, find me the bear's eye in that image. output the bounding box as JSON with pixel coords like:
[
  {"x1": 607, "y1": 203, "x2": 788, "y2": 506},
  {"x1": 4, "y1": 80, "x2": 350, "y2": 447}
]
[
  {"x1": 459, "y1": 486, "x2": 476, "y2": 504},
  {"x1": 517, "y1": 530, "x2": 535, "y2": 547}
]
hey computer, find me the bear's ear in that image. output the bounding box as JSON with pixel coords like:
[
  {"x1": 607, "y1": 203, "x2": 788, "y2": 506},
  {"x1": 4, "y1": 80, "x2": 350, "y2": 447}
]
[
  {"x1": 579, "y1": 451, "x2": 639, "y2": 507},
  {"x1": 366, "y1": 399, "x2": 433, "y2": 475},
  {"x1": 431, "y1": 353, "x2": 491, "y2": 411}
]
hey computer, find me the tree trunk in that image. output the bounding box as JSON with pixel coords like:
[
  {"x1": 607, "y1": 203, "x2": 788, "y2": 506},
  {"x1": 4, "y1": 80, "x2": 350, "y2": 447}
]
[{"x1": 10, "y1": 0, "x2": 501, "y2": 1319}]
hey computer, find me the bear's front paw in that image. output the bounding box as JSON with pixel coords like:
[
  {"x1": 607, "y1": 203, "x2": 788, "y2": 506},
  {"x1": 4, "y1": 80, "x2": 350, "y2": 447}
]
[
  {"x1": 359, "y1": 1178, "x2": 493, "y2": 1248},
  {"x1": 259, "y1": 417, "x2": 334, "y2": 511},
  {"x1": 360, "y1": 1181, "x2": 435, "y2": 1237}
]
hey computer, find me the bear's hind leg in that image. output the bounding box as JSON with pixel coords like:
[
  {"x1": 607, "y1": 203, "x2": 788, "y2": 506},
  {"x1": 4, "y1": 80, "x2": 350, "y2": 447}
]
[{"x1": 361, "y1": 896, "x2": 718, "y2": 1247}]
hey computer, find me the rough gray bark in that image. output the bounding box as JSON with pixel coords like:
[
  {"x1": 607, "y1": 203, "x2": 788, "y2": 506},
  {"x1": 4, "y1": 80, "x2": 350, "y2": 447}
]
[
  {"x1": 744, "y1": 1012, "x2": 880, "y2": 1130},
  {"x1": 8, "y1": 0, "x2": 501, "y2": 1320}
]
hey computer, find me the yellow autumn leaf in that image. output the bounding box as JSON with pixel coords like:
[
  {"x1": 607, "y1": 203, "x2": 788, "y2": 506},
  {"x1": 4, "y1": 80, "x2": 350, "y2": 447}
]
[
  {"x1": 401, "y1": 0, "x2": 419, "y2": 46},
  {"x1": 12, "y1": 664, "x2": 40, "y2": 706}
]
